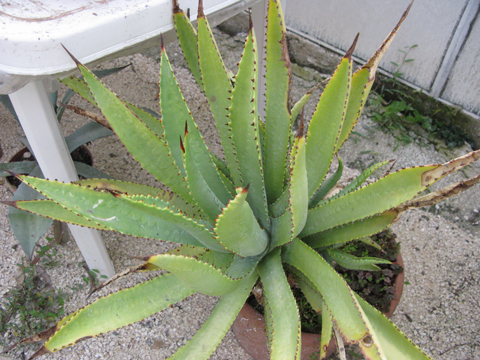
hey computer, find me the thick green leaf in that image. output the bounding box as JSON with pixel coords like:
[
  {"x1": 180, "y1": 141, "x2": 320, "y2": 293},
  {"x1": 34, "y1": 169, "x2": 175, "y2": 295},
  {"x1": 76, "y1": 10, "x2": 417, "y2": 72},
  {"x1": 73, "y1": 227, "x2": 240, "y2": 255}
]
[
  {"x1": 65, "y1": 121, "x2": 112, "y2": 153},
  {"x1": 62, "y1": 77, "x2": 162, "y2": 136},
  {"x1": 183, "y1": 131, "x2": 225, "y2": 224},
  {"x1": 7, "y1": 167, "x2": 51, "y2": 259},
  {"x1": 145, "y1": 253, "x2": 243, "y2": 296},
  {"x1": 229, "y1": 21, "x2": 269, "y2": 230},
  {"x1": 301, "y1": 165, "x2": 439, "y2": 237},
  {"x1": 123, "y1": 192, "x2": 207, "y2": 222},
  {"x1": 16, "y1": 175, "x2": 214, "y2": 248},
  {"x1": 61, "y1": 76, "x2": 96, "y2": 106},
  {"x1": 73, "y1": 162, "x2": 112, "y2": 180},
  {"x1": 269, "y1": 134, "x2": 307, "y2": 247},
  {"x1": 282, "y1": 238, "x2": 384, "y2": 357},
  {"x1": 290, "y1": 86, "x2": 315, "y2": 129},
  {"x1": 184, "y1": 123, "x2": 232, "y2": 205},
  {"x1": 257, "y1": 248, "x2": 301, "y2": 359},
  {"x1": 355, "y1": 294, "x2": 433, "y2": 360},
  {"x1": 173, "y1": 1, "x2": 203, "y2": 90},
  {"x1": 197, "y1": 9, "x2": 241, "y2": 186},
  {"x1": 263, "y1": 0, "x2": 292, "y2": 204},
  {"x1": 42, "y1": 274, "x2": 194, "y2": 353},
  {"x1": 294, "y1": 272, "x2": 333, "y2": 360},
  {"x1": 126, "y1": 102, "x2": 164, "y2": 138},
  {"x1": 75, "y1": 61, "x2": 191, "y2": 201},
  {"x1": 198, "y1": 249, "x2": 234, "y2": 271},
  {"x1": 0, "y1": 161, "x2": 36, "y2": 177},
  {"x1": 306, "y1": 49, "x2": 353, "y2": 199},
  {"x1": 290, "y1": 135, "x2": 308, "y2": 237},
  {"x1": 309, "y1": 157, "x2": 344, "y2": 208},
  {"x1": 225, "y1": 253, "x2": 264, "y2": 279},
  {"x1": 335, "y1": 68, "x2": 373, "y2": 152},
  {"x1": 159, "y1": 46, "x2": 190, "y2": 176},
  {"x1": 270, "y1": 208, "x2": 294, "y2": 249},
  {"x1": 75, "y1": 178, "x2": 165, "y2": 196},
  {"x1": 116, "y1": 194, "x2": 224, "y2": 251},
  {"x1": 315, "y1": 160, "x2": 391, "y2": 209},
  {"x1": 169, "y1": 273, "x2": 257, "y2": 360},
  {"x1": 11, "y1": 199, "x2": 112, "y2": 231},
  {"x1": 303, "y1": 210, "x2": 399, "y2": 249},
  {"x1": 303, "y1": 149, "x2": 480, "y2": 238},
  {"x1": 159, "y1": 45, "x2": 232, "y2": 204},
  {"x1": 214, "y1": 188, "x2": 269, "y2": 257},
  {"x1": 211, "y1": 153, "x2": 230, "y2": 178},
  {"x1": 269, "y1": 187, "x2": 290, "y2": 218},
  {"x1": 328, "y1": 249, "x2": 391, "y2": 271}
]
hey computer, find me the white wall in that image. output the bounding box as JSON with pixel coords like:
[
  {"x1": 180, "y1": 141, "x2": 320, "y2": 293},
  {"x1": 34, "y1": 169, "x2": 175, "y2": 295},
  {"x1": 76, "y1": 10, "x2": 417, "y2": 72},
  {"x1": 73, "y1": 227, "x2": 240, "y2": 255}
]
[{"x1": 284, "y1": 0, "x2": 480, "y2": 116}]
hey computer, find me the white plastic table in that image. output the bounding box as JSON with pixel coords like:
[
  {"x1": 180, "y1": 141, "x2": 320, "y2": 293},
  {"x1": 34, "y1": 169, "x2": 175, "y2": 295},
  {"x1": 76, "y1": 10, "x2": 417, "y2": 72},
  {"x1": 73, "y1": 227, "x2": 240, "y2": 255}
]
[{"x1": 0, "y1": 0, "x2": 268, "y2": 277}]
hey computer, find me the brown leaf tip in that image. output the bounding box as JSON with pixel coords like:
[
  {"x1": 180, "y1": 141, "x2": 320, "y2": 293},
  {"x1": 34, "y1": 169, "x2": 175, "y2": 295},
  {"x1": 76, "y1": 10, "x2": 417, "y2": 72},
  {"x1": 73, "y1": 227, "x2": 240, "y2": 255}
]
[
  {"x1": 242, "y1": 183, "x2": 251, "y2": 193},
  {"x1": 3, "y1": 169, "x2": 19, "y2": 178},
  {"x1": 173, "y1": 0, "x2": 181, "y2": 13},
  {"x1": 161, "y1": 34, "x2": 165, "y2": 52},
  {"x1": 29, "y1": 346, "x2": 49, "y2": 360},
  {"x1": 198, "y1": 0, "x2": 204, "y2": 18},
  {"x1": 248, "y1": 8, "x2": 253, "y2": 33},
  {"x1": 0, "y1": 200, "x2": 19, "y2": 208},
  {"x1": 61, "y1": 44, "x2": 82, "y2": 67},
  {"x1": 297, "y1": 108, "x2": 305, "y2": 138},
  {"x1": 344, "y1": 33, "x2": 359, "y2": 61}
]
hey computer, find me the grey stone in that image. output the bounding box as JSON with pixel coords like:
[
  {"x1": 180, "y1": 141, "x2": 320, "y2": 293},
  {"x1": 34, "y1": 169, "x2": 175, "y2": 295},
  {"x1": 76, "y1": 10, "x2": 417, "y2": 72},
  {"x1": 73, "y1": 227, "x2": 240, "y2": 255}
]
[{"x1": 287, "y1": 32, "x2": 341, "y2": 75}]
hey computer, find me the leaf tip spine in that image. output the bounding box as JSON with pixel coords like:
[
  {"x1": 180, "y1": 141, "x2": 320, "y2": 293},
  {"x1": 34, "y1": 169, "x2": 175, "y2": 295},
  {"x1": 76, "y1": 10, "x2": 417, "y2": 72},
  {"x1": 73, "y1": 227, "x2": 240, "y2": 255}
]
[
  {"x1": 248, "y1": 8, "x2": 253, "y2": 33},
  {"x1": 61, "y1": 44, "x2": 82, "y2": 67},
  {"x1": 0, "y1": 200, "x2": 18, "y2": 208},
  {"x1": 198, "y1": 0, "x2": 204, "y2": 18},
  {"x1": 345, "y1": 33, "x2": 359, "y2": 61},
  {"x1": 172, "y1": 0, "x2": 181, "y2": 13}
]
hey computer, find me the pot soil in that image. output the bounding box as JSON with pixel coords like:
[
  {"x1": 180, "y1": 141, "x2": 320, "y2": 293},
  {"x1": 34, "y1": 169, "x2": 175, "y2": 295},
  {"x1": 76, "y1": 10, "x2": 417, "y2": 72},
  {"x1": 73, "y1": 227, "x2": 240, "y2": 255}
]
[
  {"x1": 232, "y1": 230, "x2": 404, "y2": 360},
  {"x1": 6, "y1": 146, "x2": 93, "y2": 188}
]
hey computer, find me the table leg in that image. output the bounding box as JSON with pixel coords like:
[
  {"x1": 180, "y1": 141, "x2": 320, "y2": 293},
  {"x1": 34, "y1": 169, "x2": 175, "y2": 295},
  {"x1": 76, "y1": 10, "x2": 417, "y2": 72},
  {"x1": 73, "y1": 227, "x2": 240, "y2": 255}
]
[{"x1": 9, "y1": 80, "x2": 115, "y2": 278}]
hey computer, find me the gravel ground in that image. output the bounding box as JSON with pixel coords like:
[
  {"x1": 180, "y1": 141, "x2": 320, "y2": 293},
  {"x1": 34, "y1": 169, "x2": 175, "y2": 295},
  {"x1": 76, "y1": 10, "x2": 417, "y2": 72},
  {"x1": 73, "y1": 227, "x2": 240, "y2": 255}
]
[{"x1": 1, "y1": 14, "x2": 480, "y2": 360}]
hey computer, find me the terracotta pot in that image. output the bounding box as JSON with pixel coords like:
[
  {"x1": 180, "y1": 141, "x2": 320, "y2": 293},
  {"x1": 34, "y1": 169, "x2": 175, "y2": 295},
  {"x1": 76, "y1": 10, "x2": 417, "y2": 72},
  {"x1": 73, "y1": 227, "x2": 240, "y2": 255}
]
[
  {"x1": 232, "y1": 253, "x2": 404, "y2": 360},
  {"x1": 6, "y1": 146, "x2": 93, "y2": 188}
]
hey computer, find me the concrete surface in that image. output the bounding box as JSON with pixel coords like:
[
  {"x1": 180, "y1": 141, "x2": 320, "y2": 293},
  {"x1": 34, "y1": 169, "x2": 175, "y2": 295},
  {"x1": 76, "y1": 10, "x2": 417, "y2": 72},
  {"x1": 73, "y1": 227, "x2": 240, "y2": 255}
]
[{"x1": 1, "y1": 12, "x2": 479, "y2": 360}]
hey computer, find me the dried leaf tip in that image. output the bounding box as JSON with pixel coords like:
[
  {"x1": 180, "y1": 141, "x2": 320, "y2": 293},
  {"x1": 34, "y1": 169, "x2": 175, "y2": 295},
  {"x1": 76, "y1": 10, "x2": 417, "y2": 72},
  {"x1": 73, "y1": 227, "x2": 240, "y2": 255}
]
[
  {"x1": 0, "y1": 200, "x2": 18, "y2": 208},
  {"x1": 344, "y1": 33, "x2": 359, "y2": 61},
  {"x1": 61, "y1": 44, "x2": 82, "y2": 66},
  {"x1": 242, "y1": 183, "x2": 251, "y2": 193},
  {"x1": 248, "y1": 8, "x2": 253, "y2": 33},
  {"x1": 297, "y1": 108, "x2": 305, "y2": 138},
  {"x1": 364, "y1": 0, "x2": 414, "y2": 73},
  {"x1": 29, "y1": 346, "x2": 49, "y2": 359},
  {"x1": 160, "y1": 34, "x2": 165, "y2": 52},
  {"x1": 173, "y1": 0, "x2": 181, "y2": 13},
  {"x1": 3, "y1": 169, "x2": 19, "y2": 177},
  {"x1": 198, "y1": 0, "x2": 204, "y2": 18}
]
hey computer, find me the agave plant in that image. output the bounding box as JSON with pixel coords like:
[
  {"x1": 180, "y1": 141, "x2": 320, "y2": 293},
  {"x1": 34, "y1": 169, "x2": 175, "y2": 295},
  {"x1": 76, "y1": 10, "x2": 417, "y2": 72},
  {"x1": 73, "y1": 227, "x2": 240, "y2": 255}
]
[{"x1": 3, "y1": 0, "x2": 480, "y2": 359}]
